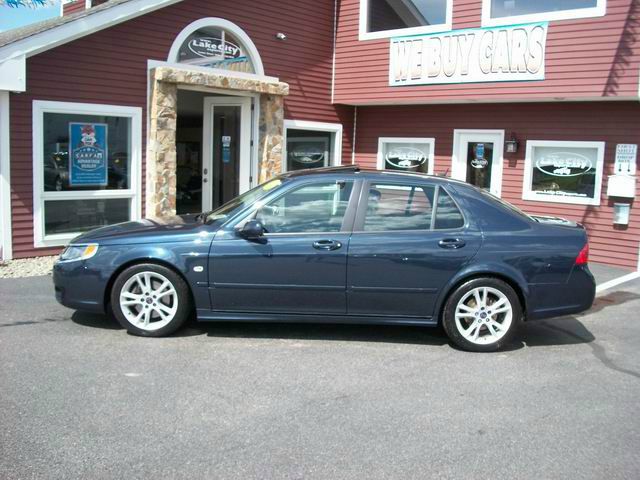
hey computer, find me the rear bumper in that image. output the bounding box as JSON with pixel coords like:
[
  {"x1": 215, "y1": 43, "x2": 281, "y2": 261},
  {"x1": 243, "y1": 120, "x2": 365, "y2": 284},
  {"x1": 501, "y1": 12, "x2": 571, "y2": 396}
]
[
  {"x1": 527, "y1": 265, "x2": 595, "y2": 321},
  {"x1": 53, "y1": 260, "x2": 107, "y2": 314}
]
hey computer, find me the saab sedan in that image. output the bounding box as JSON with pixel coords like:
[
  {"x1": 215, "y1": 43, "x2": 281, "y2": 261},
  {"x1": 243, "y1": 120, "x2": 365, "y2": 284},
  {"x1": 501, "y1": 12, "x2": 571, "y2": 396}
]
[{"x1": 53, "y1": 166, "x2": 595, "y2": 352}]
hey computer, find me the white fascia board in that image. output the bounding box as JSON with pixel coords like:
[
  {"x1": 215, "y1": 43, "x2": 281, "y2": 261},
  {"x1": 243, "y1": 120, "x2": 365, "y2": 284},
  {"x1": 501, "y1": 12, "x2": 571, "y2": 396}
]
[
  {"x1": 0, "y1": 0, "x2": 183, "y2": 63},
  {"x1": 0, "y1": 56, "x2": 25, "y2": 92}
]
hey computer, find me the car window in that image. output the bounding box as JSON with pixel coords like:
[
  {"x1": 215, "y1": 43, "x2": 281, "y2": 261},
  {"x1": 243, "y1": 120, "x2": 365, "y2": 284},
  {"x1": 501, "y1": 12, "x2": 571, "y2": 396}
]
[
  {"x1": 364, "y1": 183, "x2": 435, "y2": 231},
  {"x1": 433, "y1": 189, "x2": 465, "y2": 229},
  {"x1": 256, "y1": 180, "x2": 354, "y2": 234}
]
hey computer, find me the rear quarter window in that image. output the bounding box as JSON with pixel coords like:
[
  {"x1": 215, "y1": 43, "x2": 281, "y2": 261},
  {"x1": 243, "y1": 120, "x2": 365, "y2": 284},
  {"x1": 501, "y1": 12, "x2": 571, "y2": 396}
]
[{"x1": 434, "y1": 189, "x2": 465, "y2": 230}]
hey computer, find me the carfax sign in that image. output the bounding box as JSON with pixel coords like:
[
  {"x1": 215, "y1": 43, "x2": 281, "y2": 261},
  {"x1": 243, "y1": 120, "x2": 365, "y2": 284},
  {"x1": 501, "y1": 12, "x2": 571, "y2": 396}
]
[
  {"x1": 69, "y1": 123, "x2": 108, "y2": 186},
  {"x1": 390, "y1": 22, "x2": 548, "y2": 86}
]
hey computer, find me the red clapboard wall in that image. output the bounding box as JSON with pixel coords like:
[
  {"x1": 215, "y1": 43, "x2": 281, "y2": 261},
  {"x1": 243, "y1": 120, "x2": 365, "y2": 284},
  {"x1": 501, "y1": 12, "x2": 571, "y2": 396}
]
[
  {"x1": 334, "y1": 0, "x2": 640, "y2": 104},
  {"x1": 353, "y1": 102, "x2": 640, "y2": 269},
  {"x1": 9, "y1": 0, "x2": 353, "y2": 258}
]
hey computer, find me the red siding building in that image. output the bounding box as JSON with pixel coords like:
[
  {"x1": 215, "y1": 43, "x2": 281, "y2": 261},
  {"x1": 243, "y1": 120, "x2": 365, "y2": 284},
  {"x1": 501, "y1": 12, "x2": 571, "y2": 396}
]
[{"x1": 0, "y1": 0, "x2": 638, "y2": 270}]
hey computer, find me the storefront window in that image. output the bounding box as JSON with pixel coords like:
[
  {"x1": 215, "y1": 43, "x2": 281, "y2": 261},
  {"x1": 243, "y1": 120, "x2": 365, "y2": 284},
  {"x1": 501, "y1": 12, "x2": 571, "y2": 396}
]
[
  {"x1": 34, "y1": 101, "x2": 141, "y2": 247},
  {"x1": 377, "y1": 138, "x2": 435, "y2": 175},
  {"x1": 283, "y1": 121, "x2": 342, "y2": 172},
  {"x1": 484, "y1": 0, "x2": 605, "y2": 25},
  {"x1": 361, "y1": 0, "x2": 451, "y2": 39},
  {"x1": 522, "y1": 141, "x2": 605, "y2": 206},
  {"x1": 176, "y1": 26, "x2": 255, "y2": 73}
]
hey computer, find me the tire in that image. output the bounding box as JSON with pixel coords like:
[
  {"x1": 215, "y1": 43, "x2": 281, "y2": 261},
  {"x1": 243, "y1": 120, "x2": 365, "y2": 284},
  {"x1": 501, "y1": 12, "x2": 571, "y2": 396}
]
[
  {"x1": 110, "y1": 263, "x2": 192, "y2": 337},
  {"x1": 442, "y1": 277, "x2": 522, "y2": 352}
]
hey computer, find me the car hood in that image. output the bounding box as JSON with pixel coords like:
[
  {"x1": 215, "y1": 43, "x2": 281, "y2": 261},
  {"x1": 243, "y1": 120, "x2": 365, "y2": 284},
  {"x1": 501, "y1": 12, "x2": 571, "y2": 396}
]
[{"x1": 71, "y1": 215, "x2": 218, "y2": 245}]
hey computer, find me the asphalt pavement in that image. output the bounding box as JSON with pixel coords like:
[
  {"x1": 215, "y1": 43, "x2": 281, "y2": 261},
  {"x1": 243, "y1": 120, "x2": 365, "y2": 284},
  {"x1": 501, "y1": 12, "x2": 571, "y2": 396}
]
[{"x1": 1, "y1": 268, "x2": 639, "y2": 479}]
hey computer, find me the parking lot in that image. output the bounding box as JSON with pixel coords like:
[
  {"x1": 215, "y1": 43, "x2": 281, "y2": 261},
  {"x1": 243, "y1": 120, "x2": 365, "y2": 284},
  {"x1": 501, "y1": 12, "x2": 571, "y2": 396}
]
[{"x1": 1, "y1": 267, "x2": 639, "y2": 479}]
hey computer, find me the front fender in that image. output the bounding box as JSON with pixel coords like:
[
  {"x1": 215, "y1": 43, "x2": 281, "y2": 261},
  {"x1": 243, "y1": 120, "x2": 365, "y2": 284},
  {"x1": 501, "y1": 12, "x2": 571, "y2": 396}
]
[
  {"x1": 433, "y1": 261, "x2": 530, "y2": 323},
  {"x1": 99, "y1": 241, "x2": 211, "y2": 310}
]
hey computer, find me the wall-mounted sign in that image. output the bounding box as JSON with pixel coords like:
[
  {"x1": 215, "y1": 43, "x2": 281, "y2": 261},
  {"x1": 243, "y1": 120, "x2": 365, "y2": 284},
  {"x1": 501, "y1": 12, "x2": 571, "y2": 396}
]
[
  {"x1": 188, "y1": 37, "x2": 242, "y2": 59},
  {"x1": 614, "y1": 144, "x2": 637, "y2": 175},
  {"x1": 390, "y1": 22, "x2": 548, "y2": 86},
  {"x1": 535, "y1": 151, "x2": 593, "y2": 177},
  {"x1": 385, "y1": 147, "x2": 427, "y2": 169},
  {"x1": 69, "y1": 123, "x2": 108, "y2": 186}
]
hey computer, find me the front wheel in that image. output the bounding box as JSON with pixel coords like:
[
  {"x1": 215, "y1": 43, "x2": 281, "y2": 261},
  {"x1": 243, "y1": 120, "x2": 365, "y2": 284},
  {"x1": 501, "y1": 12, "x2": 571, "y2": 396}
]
[
  {"x1": 442, "y1": 278, "x2": 522, "y2": 352},
  {"x1": 110, "y1": 263, "x2": 192, "y2": 337}
]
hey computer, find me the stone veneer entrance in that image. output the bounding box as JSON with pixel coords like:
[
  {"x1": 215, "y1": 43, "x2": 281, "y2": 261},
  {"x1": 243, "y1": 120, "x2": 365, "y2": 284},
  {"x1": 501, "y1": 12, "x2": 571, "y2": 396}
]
[{"x1": 146, "y1": 66, "x2": 289, "y2": 219}]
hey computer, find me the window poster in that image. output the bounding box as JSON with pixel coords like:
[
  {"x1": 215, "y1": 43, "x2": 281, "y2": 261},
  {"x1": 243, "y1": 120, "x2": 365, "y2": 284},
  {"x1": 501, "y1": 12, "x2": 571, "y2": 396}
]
[{"x1": 69, "y1": 123, "x2": 108, "y2": 186}]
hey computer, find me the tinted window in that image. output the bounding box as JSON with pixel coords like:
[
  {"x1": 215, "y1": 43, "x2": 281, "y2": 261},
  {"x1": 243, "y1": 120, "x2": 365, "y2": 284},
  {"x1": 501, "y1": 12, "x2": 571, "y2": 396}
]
[
  {"x1": 368, "y1": 0, "x2": 448, "y2": 33},
  {"x1": 364, "y1": 183, "x2": 435, "y2": 231},
  {"x1": 434, "y1": 189, "x2": 464, "y2": 229},
  {"x1": 256, "y1": 181, "x2": 353, "y2": 234},
  {"x1": 490, "y1": 0, "x2": 597, "y2": 18},
  {"x1": 286, "y1": 129, "x2": 334, "y2": 171}
]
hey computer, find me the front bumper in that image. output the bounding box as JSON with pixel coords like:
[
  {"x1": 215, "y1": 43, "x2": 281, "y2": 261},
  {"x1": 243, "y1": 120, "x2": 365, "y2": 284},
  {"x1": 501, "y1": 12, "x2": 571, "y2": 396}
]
[{"x1": 53, "y1": 260, "x2": 108, "y2": 314}]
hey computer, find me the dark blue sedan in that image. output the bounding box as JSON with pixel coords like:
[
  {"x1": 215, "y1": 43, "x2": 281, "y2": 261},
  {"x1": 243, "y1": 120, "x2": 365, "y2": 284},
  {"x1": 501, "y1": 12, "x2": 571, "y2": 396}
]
[{"x1": 53, "y1": 166, "x2": 595, "y2": 352}]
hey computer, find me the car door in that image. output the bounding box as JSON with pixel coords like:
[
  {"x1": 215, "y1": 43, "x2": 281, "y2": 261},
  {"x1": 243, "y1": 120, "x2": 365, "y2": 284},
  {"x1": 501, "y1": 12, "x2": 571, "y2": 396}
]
[
  {"x1": 208, "y1": 178, "x2": 360, "y2": 315},
  {"x1": 346, "y1": 180, "x2": 481, "y2": 319}
]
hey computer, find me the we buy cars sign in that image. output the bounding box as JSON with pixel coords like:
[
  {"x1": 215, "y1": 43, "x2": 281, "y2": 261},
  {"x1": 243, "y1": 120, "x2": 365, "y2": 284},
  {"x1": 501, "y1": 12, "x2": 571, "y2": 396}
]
[{"x1": 389, "y1": 22, "x2": 548, "y2": 86}]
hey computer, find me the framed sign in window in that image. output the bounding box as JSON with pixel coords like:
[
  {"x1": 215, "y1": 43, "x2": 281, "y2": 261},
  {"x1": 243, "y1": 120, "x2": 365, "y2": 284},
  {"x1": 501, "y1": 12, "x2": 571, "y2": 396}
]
[
  {"x1": 33, "y1": 101, "x2": 142, "y2": 247},
  {"x1": 522, "y1": 140, "x2": 605, "y2": 206},
  {"x1": 377, "y1": 138, "x2": 435, "y2": 175}
]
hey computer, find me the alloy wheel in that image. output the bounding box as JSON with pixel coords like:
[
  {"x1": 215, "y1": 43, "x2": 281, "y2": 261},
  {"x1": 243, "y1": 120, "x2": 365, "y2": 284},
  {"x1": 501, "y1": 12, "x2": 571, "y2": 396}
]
[
  {"x1": 119, "y1": 271, "x2": 179, "y2": 332},
  {"x1": 454, "y1": 286, "x2": 513, "y2": 345}
]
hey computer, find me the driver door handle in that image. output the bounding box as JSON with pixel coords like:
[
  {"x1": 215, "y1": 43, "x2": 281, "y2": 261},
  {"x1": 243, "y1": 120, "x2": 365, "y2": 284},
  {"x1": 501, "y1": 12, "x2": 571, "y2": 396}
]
[
  {"x1": 438, "y1": 238, "x2": 466, "y2": 249},
  {"x1": 313, "y1": 240, "x2": 342, "y2": 251}
]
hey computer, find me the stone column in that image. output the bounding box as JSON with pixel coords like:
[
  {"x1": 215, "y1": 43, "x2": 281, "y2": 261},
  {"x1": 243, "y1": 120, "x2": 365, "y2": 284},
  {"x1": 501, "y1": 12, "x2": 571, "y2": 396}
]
[
  {"x1": 147, "y1": 78, "x2": 178, "y2": 219},
  {"x1": 258, "y1": 94, "x2": 285, "y2": 183}
]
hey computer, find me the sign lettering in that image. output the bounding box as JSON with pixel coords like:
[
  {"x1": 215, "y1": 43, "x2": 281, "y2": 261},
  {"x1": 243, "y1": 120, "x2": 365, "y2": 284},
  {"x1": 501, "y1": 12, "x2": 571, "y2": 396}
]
[{"x1": 389, "y1": 22, "x2": 548, "y2": 86}]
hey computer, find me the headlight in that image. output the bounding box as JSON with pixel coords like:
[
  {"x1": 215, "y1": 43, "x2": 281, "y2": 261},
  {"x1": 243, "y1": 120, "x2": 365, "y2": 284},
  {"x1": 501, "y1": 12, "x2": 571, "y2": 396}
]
[{"x1": 58, "y1": 244, "x2": 99, "y2": 263}]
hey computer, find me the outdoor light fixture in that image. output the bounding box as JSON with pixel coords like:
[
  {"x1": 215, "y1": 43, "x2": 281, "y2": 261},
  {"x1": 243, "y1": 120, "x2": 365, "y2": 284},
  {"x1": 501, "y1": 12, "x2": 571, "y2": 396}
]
[
  {"x1": 613, "y1": 203, "x2": 631, "y2": 225},
  {"x1": 275, "y1": 32, "x2": 287, "y2": 41},
  {"x1": 505, "y1": 137, "x2": 519, "y2": 153}
]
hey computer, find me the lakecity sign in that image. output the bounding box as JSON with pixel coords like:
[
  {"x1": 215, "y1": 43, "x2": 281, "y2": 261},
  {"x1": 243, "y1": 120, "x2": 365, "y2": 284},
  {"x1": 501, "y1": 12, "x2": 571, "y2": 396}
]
[{"x1": 389, "y1": 22, "x2": 548, "y2": 86}]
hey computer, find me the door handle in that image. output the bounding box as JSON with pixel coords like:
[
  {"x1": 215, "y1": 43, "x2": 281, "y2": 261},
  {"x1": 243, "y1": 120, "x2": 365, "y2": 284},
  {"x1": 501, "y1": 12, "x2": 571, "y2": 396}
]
[
  {"x1": 313, "y1": 240, "x2": 342, "y2": 251},
  {"x1": 438, "y1": 238, "x2": 466, "y2": 249}
]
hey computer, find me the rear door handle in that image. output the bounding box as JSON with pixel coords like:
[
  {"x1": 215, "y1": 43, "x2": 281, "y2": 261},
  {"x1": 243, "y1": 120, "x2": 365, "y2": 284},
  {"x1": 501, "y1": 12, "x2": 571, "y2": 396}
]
[
  {"x1": 313, "y1": 240, "x2": 342, "y2": 251},
  {"x1": 438, "y1": 238, "x2": 466, "y2": 249}
]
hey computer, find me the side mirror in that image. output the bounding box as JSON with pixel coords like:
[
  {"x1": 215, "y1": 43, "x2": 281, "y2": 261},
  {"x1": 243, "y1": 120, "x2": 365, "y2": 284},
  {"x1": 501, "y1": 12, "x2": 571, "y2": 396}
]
[{"x1": 238, "y1": 220, "x2": 265, "y2": 240}]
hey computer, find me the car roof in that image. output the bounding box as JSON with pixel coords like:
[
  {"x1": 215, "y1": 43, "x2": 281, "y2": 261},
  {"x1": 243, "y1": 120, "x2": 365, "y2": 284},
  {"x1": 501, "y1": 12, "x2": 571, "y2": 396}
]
[{"x1": 281, "y1": 165, "x2": 471, "y2": 187}]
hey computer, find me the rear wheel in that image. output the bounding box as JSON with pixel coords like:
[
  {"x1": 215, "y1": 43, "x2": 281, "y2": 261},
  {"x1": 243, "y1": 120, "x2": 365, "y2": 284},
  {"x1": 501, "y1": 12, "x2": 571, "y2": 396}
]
[
  {"x1": 442, "y1": 277, "x2": 522, "y2": 352},
  {"x1": 110, "y1": 263, "x2": 192, "y2": 337}
]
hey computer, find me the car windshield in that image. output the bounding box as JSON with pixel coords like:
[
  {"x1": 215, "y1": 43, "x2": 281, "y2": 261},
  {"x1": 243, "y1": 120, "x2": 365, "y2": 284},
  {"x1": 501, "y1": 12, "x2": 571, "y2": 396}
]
[
  {"x1": 479, "y1": 190, "x2": 533, "y2": 221},
  {"x1": 204, "y1": 179, "x2": 285, "y2": 225}
]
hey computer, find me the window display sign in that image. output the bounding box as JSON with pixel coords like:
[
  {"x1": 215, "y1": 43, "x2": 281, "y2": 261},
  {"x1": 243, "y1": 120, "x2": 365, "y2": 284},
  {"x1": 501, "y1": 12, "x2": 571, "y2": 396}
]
[
  {"x1": 69, "y1": 123, "x2": 108, "y2": 186},
  {"x1": 390, "y1": 22, "x2": 547, "y2": 86},
  {"x1": 379, "y1": 138, "x2": 434, "y2": 174},
  {"x1": 287, "y1": 138, "x2": 329, "y2": 168},
  {"x1": 523, "y1": 141, "x2": 605, "y2": 206},
  {"x1": 385, "y1": 145, "x2": 428, "y2": 170}
]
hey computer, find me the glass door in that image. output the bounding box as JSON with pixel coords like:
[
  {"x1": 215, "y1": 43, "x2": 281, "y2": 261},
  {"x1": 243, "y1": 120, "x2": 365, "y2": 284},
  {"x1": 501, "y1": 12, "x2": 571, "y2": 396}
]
[
  {"x1": 202, "y1": 96, "x2": 252, "y2": 211},
  {"x1": 452, "y1": 130, "x2": 504, "y2": 197}
]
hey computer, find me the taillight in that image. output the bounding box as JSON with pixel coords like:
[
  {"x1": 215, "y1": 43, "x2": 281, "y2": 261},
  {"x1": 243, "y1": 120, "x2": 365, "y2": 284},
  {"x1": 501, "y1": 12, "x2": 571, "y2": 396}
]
[{"x1": 575, "y1": 243, "x2": 589, "y2": 265}]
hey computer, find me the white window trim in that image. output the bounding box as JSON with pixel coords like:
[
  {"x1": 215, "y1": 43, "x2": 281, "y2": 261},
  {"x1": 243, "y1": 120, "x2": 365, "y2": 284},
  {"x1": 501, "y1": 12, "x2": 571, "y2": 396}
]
[
  {"x1": 359, "y1": 0, "x2": 453, "y2": 41},
  {"x1": 283, "y1": 120, "x2": 343, "y2": 173},
  {"x1": 481, "y1": 0, "x2": 606, "y2": 27},
  {"x1": 167, "y1": 17, "x2": 265, "y2": 77},
  {"x1": 32, "y1": 100, "x2": 142, "y2": 248},
  {"x1": 377, "y1": 137, "x2": 436, "y2": 175},
  {"x1": 522, "y1": 140, "x2": 605, "y2": 206},
  {"x1": 0, "y1": 91, "x2": 12, "y2": 261}
]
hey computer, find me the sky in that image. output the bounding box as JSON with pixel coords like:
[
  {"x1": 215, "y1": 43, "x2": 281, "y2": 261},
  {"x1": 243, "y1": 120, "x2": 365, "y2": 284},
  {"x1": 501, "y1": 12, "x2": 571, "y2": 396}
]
[{"x1": 0, "y1": 2, "x2": 60, "y2": 33}]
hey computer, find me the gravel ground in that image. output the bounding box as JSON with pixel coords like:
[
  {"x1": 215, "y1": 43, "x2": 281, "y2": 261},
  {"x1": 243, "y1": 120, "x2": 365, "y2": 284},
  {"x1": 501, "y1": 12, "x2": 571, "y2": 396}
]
[{"x1": 0, "y1": 256, "x2": 57, "y2": 278}]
